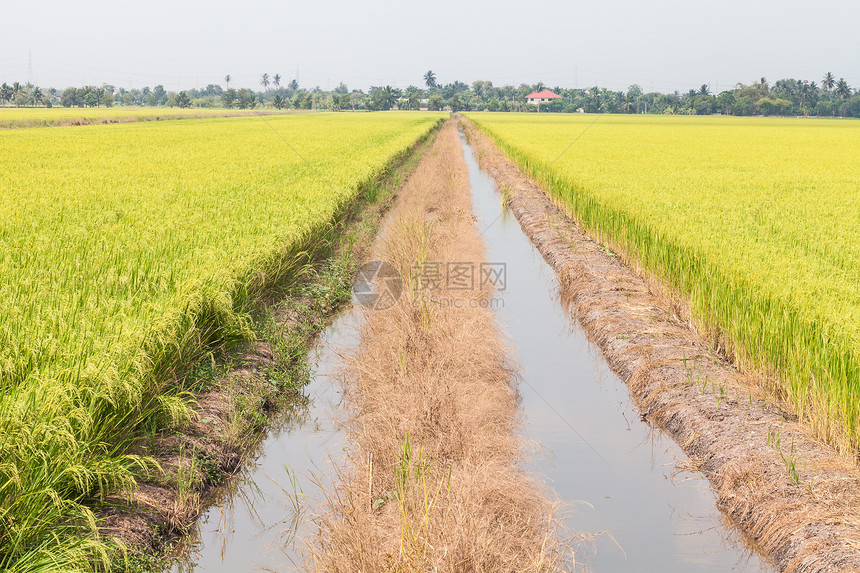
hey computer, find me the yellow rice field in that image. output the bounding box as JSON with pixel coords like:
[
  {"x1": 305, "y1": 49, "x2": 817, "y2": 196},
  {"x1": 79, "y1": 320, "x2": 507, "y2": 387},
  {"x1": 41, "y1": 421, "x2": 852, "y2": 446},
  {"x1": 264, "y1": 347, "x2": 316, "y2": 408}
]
[
  {"x1": 0, "y1": 106, "x2": 284, "y2": 128},
  {"x1": 0, "y1": 111, "x2": 443, "y2": 571},
  {"x1": 467, "y1": 112, "x2": 860, "y2": 452}
]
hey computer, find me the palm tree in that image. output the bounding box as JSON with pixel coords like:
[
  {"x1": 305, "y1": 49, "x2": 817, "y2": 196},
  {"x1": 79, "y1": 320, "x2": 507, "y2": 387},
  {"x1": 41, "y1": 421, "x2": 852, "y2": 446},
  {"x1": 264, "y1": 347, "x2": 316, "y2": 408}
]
[
  {"x1": 822, "y1": 72, "x2": 835, "y2": 93},
  {"x1": 273, "y1": 74, "x2": 281, "y2": 90},
  {"x1": 380, "y1": 85, "x2": 398, "y2": 109},
  {"x1": 32, "y1": 87, "x2": 43, "y2": 106},
  {"x1": 11, "y1": 82, "x2": 22, "y2": 106},
  {"x1": 699, "y1": 84, "x2": 711, "y2": 96},
  {"x1": 423, "y1": 70, "x2": 436, "y2": 88},
  {"x1": 835, "y1": 78, "x2": 851, "y2": 99},
  {"x1": 260, "y1": 73, "x2": 270, "y2": 91},
  {"x1": 289, "y1": 79, "x2": 299, "y2": 91},
  {"x1": 0, "y1": 83, "x2": 11, "y2": 105},
  {"x1": 224, "y1": 74, "x2": 231, "y2": 89},
  {"x1": 407, "y1": 92, "x2": 420, "y2": 110}
]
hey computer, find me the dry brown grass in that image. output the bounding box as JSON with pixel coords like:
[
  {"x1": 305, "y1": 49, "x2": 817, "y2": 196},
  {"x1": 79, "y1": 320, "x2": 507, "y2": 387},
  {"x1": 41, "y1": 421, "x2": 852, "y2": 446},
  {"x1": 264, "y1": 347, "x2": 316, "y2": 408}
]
[{"x1": 313, "y1": 120, "x2": 570, "y2": 572}]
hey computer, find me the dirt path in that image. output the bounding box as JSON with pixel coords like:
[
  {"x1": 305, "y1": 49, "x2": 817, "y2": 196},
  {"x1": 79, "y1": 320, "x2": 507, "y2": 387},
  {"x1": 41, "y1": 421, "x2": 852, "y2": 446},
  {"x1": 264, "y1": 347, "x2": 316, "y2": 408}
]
[
  {"x1": 461, "y1": 116, "x2": 860, "y2": 573},
  {"x1": 314, "y1": 120, "x2": 566, "y2": 571}
]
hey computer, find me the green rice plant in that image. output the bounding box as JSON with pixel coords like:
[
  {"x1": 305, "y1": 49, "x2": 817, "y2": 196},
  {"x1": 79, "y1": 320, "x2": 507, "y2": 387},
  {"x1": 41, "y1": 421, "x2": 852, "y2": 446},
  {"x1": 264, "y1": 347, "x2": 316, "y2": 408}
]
[
  {"x1": 393, "y1": 434, "x2": 450, "y2": 568},
  {"x1": 767, "y1": 426, "x2": 801, "y2": 485},
  {"x1": 466, "y1": 112, "x2": 860, "y2": 456},
  {"x1": 0, "y1": 111, "x2": 443, "y2": 570}
]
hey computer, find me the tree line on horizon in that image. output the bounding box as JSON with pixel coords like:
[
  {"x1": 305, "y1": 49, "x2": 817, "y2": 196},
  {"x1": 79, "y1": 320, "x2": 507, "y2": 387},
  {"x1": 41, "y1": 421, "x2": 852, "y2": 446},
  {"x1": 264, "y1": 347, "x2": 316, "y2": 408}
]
[{"x1": 1, "y1": 70, "x2": 859, "y2": 117}]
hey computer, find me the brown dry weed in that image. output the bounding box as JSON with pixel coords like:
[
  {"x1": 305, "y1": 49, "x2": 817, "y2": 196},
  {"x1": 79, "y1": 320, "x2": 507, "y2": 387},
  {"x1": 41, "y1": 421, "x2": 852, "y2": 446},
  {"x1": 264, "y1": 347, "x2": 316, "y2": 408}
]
[{"x1": 313, "y1": 120, "x2": 571, "y2": 572}]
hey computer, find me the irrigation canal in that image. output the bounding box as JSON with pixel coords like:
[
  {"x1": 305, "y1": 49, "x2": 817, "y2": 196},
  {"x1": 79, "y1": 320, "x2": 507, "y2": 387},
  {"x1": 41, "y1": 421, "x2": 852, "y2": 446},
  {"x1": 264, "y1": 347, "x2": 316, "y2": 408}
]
[{"x1": 169, "y1": 132, "x2": 774, "y2": 572}]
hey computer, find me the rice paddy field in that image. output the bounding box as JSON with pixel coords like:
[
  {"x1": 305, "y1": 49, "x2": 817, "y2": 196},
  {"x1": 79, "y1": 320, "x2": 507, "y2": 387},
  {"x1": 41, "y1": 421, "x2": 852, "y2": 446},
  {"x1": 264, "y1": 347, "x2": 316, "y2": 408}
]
[
  {"x1": 0, "y1": 111, "x2": 442, "y2": 571},
  {"x1": 466, "y1": 112, "x2": 860, "y2": 453},
  {"x1": 0, "y1": 106, "x2": 280, "y2": 128}
]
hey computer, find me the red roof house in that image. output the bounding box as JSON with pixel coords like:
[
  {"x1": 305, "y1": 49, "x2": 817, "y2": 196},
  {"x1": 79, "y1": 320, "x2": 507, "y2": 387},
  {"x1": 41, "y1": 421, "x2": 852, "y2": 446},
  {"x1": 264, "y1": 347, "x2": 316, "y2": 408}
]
[{"x1": 525, "y1": 89, "x2": 562, "y2": 105}]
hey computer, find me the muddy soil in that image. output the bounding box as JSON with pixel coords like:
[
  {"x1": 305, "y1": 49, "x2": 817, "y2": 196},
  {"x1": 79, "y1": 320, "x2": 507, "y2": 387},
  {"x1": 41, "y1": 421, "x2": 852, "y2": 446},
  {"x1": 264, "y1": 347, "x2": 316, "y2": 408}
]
[{"x1": 461, "y1": 116, "x2": 860, "y2": 573}]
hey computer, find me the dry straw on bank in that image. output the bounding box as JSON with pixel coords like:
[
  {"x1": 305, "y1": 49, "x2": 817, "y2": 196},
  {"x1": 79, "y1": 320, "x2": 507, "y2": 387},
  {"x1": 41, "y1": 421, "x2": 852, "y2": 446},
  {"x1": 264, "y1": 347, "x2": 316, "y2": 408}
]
[{"x1": 314, "y1": 121, "x2": 571, "y2": 571}]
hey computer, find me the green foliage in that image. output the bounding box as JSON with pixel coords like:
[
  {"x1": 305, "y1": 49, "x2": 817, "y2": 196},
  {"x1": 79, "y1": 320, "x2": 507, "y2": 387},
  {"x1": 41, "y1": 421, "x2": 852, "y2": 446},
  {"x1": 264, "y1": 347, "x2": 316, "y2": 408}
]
[
  {"x1": 175, "y1": 91, "x2": 191, "y2": 108},
  {"x1": 14, "y1": 68, "x2": 850, "y2": 116}
]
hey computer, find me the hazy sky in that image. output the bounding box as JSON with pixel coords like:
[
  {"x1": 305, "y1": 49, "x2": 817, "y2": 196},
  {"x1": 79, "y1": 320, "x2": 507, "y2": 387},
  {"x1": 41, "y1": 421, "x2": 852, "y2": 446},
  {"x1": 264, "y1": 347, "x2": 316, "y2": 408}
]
[{"x1": 2, "y1": 0, "x2": 859, "y2": 93}]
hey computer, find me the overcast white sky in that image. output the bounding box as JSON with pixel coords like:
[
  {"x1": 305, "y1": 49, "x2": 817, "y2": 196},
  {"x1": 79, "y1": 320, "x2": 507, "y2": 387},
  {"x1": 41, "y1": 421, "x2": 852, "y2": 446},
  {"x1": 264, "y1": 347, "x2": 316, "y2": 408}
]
[{"x1": 2, "y1": 0, "x2": 858, "y2": 93}]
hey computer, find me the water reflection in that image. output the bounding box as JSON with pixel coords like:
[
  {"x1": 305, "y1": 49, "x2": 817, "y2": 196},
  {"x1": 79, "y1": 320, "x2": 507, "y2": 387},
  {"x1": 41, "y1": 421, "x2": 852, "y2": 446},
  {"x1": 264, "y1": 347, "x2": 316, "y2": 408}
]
[{"x1": 170, "y1": 311, "x2": 361, "y2": 572}]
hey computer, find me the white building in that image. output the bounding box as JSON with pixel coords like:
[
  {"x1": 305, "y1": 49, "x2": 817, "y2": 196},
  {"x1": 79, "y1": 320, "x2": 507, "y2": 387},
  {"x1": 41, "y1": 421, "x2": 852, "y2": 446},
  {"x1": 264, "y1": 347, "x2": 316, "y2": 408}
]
[{"x1": 525, "y1": 89, "x2": 562, "y2": 105}]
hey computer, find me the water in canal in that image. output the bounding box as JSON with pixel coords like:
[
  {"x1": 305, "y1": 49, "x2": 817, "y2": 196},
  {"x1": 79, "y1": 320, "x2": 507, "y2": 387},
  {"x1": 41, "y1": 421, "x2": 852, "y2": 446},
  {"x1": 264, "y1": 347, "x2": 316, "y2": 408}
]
[
  {"x1": 170, "y1": 311, "x2": 360, "y2": 572},
  {"x1": 460, "y1": 128, "x2": 771, "y2": 572}
]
